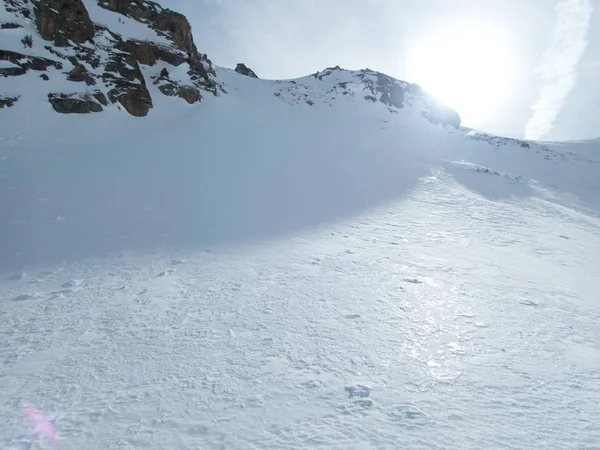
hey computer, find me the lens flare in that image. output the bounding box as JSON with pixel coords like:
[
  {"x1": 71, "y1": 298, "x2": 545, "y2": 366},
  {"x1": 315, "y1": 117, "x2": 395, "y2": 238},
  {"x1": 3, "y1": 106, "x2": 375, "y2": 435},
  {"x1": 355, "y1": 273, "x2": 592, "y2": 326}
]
[{"x1": 24, "y1": 403, "x2": 58, "y2": 444}]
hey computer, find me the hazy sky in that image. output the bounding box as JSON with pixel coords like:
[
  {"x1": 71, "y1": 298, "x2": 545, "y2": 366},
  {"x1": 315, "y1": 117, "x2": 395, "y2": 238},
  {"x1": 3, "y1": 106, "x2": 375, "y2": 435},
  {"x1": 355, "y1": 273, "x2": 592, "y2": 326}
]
[{"x1": 165, "y1": 0, "x2": 597, "y2": 141}]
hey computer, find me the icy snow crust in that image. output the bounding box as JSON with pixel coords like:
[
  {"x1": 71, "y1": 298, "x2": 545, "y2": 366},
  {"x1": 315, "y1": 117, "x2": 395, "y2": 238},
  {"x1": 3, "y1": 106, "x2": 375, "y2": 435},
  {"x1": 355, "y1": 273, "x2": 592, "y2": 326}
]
[{"x1": 1, "y1": 67, "x2": 600, "y2": 449}]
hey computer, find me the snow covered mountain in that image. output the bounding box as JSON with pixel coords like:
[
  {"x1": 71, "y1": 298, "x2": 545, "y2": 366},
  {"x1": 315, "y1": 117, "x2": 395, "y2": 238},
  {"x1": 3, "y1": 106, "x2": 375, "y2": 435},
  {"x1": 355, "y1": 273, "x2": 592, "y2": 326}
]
[
  {"x1": 1, "y1": 0, "x2": 460, "y2": 127},
  {"x1": 1, "y1": 0, "x2": 220, "y2": 115},
  {"x1": 2, "y1": 1, "x2": 600, "y2": 450}
]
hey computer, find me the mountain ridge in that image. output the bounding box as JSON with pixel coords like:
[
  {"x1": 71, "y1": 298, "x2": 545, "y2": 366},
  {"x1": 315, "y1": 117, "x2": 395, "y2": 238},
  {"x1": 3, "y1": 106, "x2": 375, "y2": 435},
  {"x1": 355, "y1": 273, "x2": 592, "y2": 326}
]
[{"x1": 1, "y1": 0, "x2": 461, "y2": 129}]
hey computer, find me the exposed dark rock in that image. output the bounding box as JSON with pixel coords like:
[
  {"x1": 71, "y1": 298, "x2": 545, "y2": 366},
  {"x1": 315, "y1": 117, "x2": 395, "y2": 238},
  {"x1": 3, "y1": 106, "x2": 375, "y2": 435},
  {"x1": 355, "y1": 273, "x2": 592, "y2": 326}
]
[
  {"x1": 104, "y1": 51, "x2": 145, "y2": 84},
  {"x1": 359, "y1": 70, "x2": 405, "y2": 109},
  {"x1": 187, "y1": 54, "x2": 218, "y2": 92},
  {"x1": 0, "y1": 66, "x2": 25, "y2": 77},
  {"x1": 43, "y1": 45, "x2": 68, "y2": 60},
  {"x1": 158, "y1": 82, "x2": 176, "y2": 96},
  {"x1": 312, "y1": 65, "x2": 341, "y2": 80},
  {"x1": 34, "y1": 0, "x2": 95, "y2": 47},
  {"x1": 0, "y1": 96, "x2": 20, "y2": 108},
  {"x1": 0, "y1": 50, "x2": 62, "y2": 77},
  {"x1": 235, "y1": 63, "x2": 258, "y2": 78},
  {"x1": 97, "y1": 0, "x2": 155, "y2": 18},
  {"x1": 466, "y1": 131, "x2": 536, "y2": 150},
  {"x1": 359, "y1": 69, "x2": 460, "y2": 128},
  {"x1": 98, "y1": 0, "x2": 196, "y2": 54},
  {"x1": 278, "y1": 66, "x2": 461, "y2": 129},
  {"x1": 178, "y1": 85, "x2": 201, "y2": 103},
  {"x1": 380, "y1": 84, "x2": 404, "y2": 109},
  {"x1": 1, "y1": 22, "x2": 22, "y2": 29},
  {"x1": 93, "y1": 91, "x2": 108, "y2": 106},
  {"x1": 3, "y1": 0, "x2": 32, "y2": 19},
  {"x1": 2, "y1": 0, "x2": 221, "y2": 116},
  {"x1": 420, "y1": 96, "x2": 461, "y2": 129},
  {"x1": 48, "y1": 93, "x2": 103, "y2": 113},
  {"x1": 103, "y1": 50, "x2": 153, "y2": 116},
  {"x1": 157, "y1": 78, "x2": 201, "y2": 104},
  {"x1": 98, "y1": 0, "x2": 219, "y2": 92},
  {"x1": 67, "y1": 63, "x2": 96, "y2": 85},
  {"x1": 154, "y1": 9, "x2": 196, "y2": 54},
  {"x1": 21, "y1": 34, "x2": 33, "y2": 48},
  {"x1": 108, "y1": 88, "x2": 152, "y2": 116},
  {"x1": 122, "y1": 39, "x2": 187, "y2": 66}
]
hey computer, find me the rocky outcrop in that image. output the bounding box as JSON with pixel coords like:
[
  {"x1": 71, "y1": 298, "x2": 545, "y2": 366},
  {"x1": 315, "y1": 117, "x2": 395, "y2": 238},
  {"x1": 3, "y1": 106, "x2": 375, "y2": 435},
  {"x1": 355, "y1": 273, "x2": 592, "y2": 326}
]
[
  {"x1": 157, "y1": 82, "x2": 201, "y2": 104},
  {"x1": 102, "y1": 45, "x2": 153, "y2": 116},
  {"x1": 34, "y1": 0, "x2": 95, "y2": 47},
  {"x1": 0, "y1": 50, "x2": 63, "y2": 76},
  {"x1": 356, "y1": 69, "x2": 410, "y2": 111},
  {"x1": 421, "y1": 99, "x2": 461, "y2": 129},
  {"x1": 3, "y1": 0, "x2": 33, "y2": 19},
  {"x1": 97, "y1": 0, "x2": 218, "y2": 95},
  {"x1": 465, "y1": 131, "x2": 533, "y2": 149},
  {"x1": 151, "y1": 67, "x2": 201, "y2": 104},
  {"x1": 67, "y1": 63, "x2": 95, "y2": 85},
  {"x1": 235, "y1": 63, "x2": 258, "y2": 79},
  {"x1": 1, "y1": 22, "x2": 22, "y2": 29},
  {"x1": 1, "y1": 0, "x2": 461, "y2": 132},
  {"x1": 153, "y1": 10, "x2": 196, "y2": 55},
  {"x1": 281, "y1": 66, "x2": 462, "y2": 129},
  {"x1": 0, "y1": 0, "x2": 221, "y2": 116},
  {"x1": 124, "y1": 40, "x2": 187, "y2": 67},
  {"x1": 0, "y1": 96, "x2": 20, "y2": 108},
  {"x1": 48, "y1": 93, "x2": 104, "y2": 113},
  {"x1": 98, "y1": 0, "x2": 196, "y2": 54}
]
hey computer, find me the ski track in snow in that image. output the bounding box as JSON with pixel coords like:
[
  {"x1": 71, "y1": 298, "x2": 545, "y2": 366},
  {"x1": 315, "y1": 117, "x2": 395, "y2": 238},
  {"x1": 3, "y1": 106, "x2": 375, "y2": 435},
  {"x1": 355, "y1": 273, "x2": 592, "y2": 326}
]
[{"x1": 1, "y1": 172, "x2": 600, "y2": 449}]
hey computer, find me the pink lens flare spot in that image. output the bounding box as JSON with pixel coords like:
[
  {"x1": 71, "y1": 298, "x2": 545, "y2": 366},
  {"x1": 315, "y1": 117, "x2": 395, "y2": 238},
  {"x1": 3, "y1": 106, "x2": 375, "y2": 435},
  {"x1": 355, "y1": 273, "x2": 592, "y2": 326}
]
[{"x1": 23, "y1": 403, "x2": 58, "y2": 444}]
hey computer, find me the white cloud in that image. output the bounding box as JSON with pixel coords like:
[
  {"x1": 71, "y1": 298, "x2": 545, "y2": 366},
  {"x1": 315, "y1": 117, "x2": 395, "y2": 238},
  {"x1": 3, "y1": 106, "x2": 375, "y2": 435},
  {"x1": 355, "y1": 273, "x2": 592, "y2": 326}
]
[{"x1": 524, "y1": 0, "x2": 593, "y2": 140}]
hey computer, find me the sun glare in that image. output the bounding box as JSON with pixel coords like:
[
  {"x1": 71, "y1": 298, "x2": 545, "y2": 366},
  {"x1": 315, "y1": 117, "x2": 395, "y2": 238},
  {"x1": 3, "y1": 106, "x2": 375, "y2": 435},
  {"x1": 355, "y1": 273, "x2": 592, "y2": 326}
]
[{"x1": 406, "y1": 22, "x2": 517, "y2": 128}]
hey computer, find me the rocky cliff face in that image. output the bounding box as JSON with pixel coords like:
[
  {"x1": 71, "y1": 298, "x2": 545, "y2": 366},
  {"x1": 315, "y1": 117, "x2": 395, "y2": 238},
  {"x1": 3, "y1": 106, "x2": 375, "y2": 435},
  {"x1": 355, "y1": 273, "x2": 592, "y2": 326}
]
[
  {"x1": 235, "y1": 63, "x2": 258, "y2": 79},
  {"x1": 1, "y1": 0, "x2": 461, "y2": 129},
  {"x1": 0, "y1": 0, "x2": 220, "y2": 115}
]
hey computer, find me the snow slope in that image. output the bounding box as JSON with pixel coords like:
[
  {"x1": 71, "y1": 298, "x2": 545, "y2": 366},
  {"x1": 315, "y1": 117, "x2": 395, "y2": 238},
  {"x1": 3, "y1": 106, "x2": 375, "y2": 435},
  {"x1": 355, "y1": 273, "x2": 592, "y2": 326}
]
[{"x1": 1, "y1": 67, "x2": 600, "y2": 449}]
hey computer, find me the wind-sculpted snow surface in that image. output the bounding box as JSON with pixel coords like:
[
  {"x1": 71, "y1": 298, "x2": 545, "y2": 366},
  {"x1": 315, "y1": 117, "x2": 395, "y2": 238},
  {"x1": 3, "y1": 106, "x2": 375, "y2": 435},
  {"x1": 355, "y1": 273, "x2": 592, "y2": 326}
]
[{"x1": 1, "y1": 68, "x2": 600, "y2": 449}]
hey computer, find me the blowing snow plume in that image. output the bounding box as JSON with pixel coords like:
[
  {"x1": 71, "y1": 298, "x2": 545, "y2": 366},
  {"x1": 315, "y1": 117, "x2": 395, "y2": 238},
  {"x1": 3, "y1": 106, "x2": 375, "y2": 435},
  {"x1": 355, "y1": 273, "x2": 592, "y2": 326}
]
[{"x1": 524, "y1": 0, "x2": 593, "y2": 140}]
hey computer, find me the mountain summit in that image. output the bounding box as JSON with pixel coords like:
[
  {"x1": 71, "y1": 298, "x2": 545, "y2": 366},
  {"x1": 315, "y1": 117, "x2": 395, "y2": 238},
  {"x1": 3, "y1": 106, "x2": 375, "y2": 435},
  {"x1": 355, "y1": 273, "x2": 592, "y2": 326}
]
[{"x1": 1, "y1": 0, "x2": 460, "y2": 128}]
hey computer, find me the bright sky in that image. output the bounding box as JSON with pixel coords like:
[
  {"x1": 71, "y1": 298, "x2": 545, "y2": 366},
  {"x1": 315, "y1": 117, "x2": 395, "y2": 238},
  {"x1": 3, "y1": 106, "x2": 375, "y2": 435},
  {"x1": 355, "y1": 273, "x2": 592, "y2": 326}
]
[{"x1": 166, "y1": 0, "x2": 597, "y2": 141}]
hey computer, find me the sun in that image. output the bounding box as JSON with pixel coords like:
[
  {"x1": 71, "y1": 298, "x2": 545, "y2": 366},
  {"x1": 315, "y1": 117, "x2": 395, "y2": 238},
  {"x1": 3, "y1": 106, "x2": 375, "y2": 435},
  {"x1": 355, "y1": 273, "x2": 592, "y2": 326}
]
[{"x1": 406, "y1": 22, "x2": 517, "y2": 128}]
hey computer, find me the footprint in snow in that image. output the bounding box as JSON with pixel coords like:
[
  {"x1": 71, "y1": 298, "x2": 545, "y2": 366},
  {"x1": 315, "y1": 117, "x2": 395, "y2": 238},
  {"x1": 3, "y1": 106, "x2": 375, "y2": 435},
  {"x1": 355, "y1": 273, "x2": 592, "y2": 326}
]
[
  {"x1": 345, "y1": 385, "x2": 371, "y2": 398},
  {"x1": 345, "y1": 314, "x2": 361, "y2": 319},
  {"x1": 520, "y1": 299, "x2": 539, "y2": 307},
  {"x1": 61, "y1": 279, "x2": 81, "y2": 288},
  {"x1": 12, "y1": 293, "x2": 37, "y2": 301},
  {"x1": 390, "y1": 404, "x2": 429, "y2": 423},
  {"x1": 156, "y1": 269, "x2": 177, "y2": 277}
]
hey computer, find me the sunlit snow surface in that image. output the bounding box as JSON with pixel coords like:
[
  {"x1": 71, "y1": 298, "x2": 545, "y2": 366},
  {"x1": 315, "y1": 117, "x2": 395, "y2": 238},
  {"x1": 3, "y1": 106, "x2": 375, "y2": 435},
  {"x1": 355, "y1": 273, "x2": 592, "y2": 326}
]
[{"x1": 1, "y1": 68, "x2": 600, "y2": 449}]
